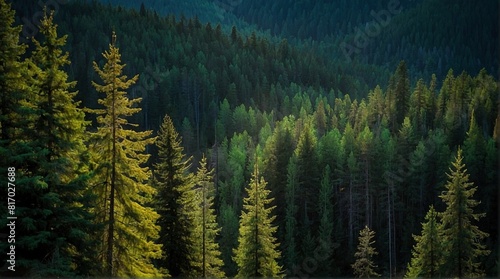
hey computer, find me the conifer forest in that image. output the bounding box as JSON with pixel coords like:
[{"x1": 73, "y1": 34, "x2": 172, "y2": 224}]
[{"x1": 1, "y1": 0, "x2": 499, "y2": 278}]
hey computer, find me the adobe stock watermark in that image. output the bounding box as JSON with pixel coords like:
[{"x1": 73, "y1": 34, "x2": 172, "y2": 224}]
[
  {"x1": 20, "y1": 0, "x2": 67, "y2": 43},
  {"x1": 341, "y1": 0, "x2": 402, "y2": 62}
]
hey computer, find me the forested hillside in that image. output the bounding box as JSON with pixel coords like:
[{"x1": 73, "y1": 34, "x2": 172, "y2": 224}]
[
  {"x1": 1, "y1": 0, "x2": 498, "y2": 278},
  {"x1": 232, "y1": 0, "x2": 498, "y2": 79}
]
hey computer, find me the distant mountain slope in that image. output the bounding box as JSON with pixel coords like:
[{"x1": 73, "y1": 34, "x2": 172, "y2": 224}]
[
  {"x1": 230, "y1": 0, "x2": 498, "y2": 79},
  {"x1": 97, "y1": 0, "x2": 251, "y2": 31}
]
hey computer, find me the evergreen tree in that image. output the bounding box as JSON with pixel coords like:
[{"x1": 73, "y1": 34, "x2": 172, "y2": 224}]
[
  {"x1": 234, "y1": 161, "x2": 283, "y2": 278},
  {"x1": 284, "y1": 155, "x2": 299, "y2": 275},
  {"x1": 438, "y1": 148, "x2": 490, "y2": 278},
  {"x1": 89, "y1": 32, "x2": 162, "y2": 277},
  {"x1": 392, "y1": 61, "x2": 410, "y2": 131},
  {"x1": 0, "y1": 0, "x2": 26, "y2": 143},
  {"x1": 316, "y1": 165, "x2": 335, "y2": 275},
  {"x1": 352, "y1": 226, "x2": 380, "y2": 278},
  {"x1": 2, "y1": 10, "x2": 99, "y2": 277},
  {"x1": 154, "y1": 114, "x2": 194, "y2": 277},
  {"x1": 218, "y1": 203, "x2": 240, "y2": 276},
  {"x1": 405, "y1": 205, "x2": 443, "y2": 278},
  {"x1": 191, "y1": 155, "x2": 225, "y2": 278}
]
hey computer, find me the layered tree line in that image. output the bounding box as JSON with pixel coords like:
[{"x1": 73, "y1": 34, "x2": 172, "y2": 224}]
[
  {"x1": 232, "y1": 0, "x2": 498, "y2": 79},
  {"x1": 2, "y1": 0, "x2": 499, "y2": 278}
]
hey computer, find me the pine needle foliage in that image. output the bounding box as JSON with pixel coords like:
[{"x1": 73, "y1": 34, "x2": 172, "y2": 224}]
[
  {"x1": 405, "y1": 205, "x2": 443, "y2": 278},
  {"x1": 438, "y1": 148, "x2": 490, "y2": 278},
  {"x1": 352, "y1": 226, "x2": 380, "y2": 278},
  {"x1": 234, "y1": 162, "x2": 283, "y2": 278},
  {"x1": 88, "y1": 32, "x2": 162, "y2": 278}
]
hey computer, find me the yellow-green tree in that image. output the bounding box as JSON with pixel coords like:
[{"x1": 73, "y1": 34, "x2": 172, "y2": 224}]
[
  {"x1": 191, "y1": 155, "x2": 225, "y2": 278},
  {"x1": 234, "y1": 161, "x2": 283, "y2": 278},
  {"x1": 88, "y1": 32, "x2": 163, "y2": 277},
  {"x1": 405, "y1": 205, "x2": 443, "y2": 278},
  {"x1": 2, "y1": 9, "x2": 98, "y2": 277},
  {"x1": 438, "y1": 148, "x2": 490, "y2": 278},
  {"x1": 352, "y1": 226, "x2": 380, "y2": 278},
  {"x1": 0, "y1": 0, "x2": 26, "y2": 142}
]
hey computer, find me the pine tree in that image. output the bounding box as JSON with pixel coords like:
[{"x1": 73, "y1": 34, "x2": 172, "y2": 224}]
[
  {"x1": 438, "y1": 148, "x2": 490, "y2": 278},
  {"x1": 0, "y1": 0, "x2": 26, "y2": 143},
  {"x1": 352, "y1": 226, "x2": 380, "y2": 278},
  {"x1": 219, "y1": 203, "x2": 240, "y2": 276},
  {"x1": 89, "y1": 32, "x2": 162, "y2": 277},
  {"x1": 234, "y1": 161, "x2": 283, "y2": 278},
  {"x1": 284, "y1": 155, "x2": 299, "y2": 274},
  {"x1": 316, "y1": 165, "x2": 335, "y2": 275},
  {"x1": 3, "y1": 11, "x2": 98, "y2": 277},
  {"x1": 405, "y1": 205, "x2": 443, "y2": 278},
  {"x1": 191, "y1": 155, "x2": 225, "y2": 278},
  {"x1": 154, "y1": 114, "x2": 194, "y2": 277},
  {"x1": 386, "y1": 61, "x2": 411, "y2": 132}
]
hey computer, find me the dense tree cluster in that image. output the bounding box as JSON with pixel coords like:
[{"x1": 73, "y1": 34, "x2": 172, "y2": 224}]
[
  {"x1": 232, "y1": 0, "x2": 498, "y2": 79},
  {"x1": 1, "y1": 0, "x2": 498, "y2": 278}
]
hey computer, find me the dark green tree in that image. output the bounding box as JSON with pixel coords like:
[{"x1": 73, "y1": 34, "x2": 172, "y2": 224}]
[
  {"x1": 316, "y1": 165, "x2": 335, "y2": 275},
  {"x1": 283, "y1": 155, "x2": 299, "y2": 275},
  {"x1": 234, "y1": 162, "x2": 283, "y2": 278},
  {"x1": 154, "y1": 114, "x2": 194, "y2": 277},
  {"x1": 89, "y1": 32, "x2": 162, "y2": 277},
  {"x1": 405, "y1": 205, "x2": 443, "y2": 278},
  {"x1": 352, "y1": 226, "x2": 380, "y2": 278},
  {"x1": 438, "y1": 148, "x2": 490, "y2": 277},
  {"x1": 2, "y1": 11, "x2": 99, "y2": 277},
  {"x1": 390, "y1": 61, "x2": 410, "y2": 131}
]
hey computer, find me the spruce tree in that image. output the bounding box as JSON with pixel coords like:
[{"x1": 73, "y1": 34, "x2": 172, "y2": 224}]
[
  {"x1": 154, "y1": 114, "x2": 194, "y2": 277},
  {"x1": 191, "y1": 155, "x2": 225, "y2": 278},
  {"x1": 284, "y1": 155, "x2": 299, "y2": 274},
  {"x1": 405, "y1": 205, "x2": 443, "y2": 278},
  {"x1": 317, "y1": 165, "x2": 335, "y2": 275},
  {"x1": 0, "y1": 0, "x2": 26, "y2": 143},
  {"x1": 2, "y1": 11, "x2": 99, "y2": 277},
  {"x1": 352, "y1": 226, "x2": 380, "y2": 278},
  {"x1": 234, "y1": 161, "x2": 283, "y2": 278},
  {"x1": 438, "y1": 148, "x2": 490, "y2": 278},
  {"x1": 89, "y1": 32, "x2": 162, "y2": 277}
]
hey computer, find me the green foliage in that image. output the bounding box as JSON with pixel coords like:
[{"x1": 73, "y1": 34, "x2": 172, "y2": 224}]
[
  {"x1": 283, "y1": 155, "x2": 299, "y2": 274},
  {"x1": 352, "y1": 226, "x2": 380, "y2": 278},
  {"x1": 0, "y1": 10, "x2": 98, "y2": 277},
  {"x1": 218, "y1": 203, "x2": 240, "y2": 276},
  {"x1": 88, "y1": 33, "x2": 161, "y2": 277},
  {"x1": 234, "y1": 162, "x2": 283, "y2": 278},
  {"x1": 438, "y1": 148, "x2": 490, "y2": 277},
  {"x1": 190, "y1": 155, "x2": 225, "y2": 278},
  {"x1": 316, "y1": 165, "x2": 335, "y2": 275},
  {"x1": 405, "y1": 205, "x2": 443, "y2": 278},
  {"x1": 0, "y1": 0, "x2": 26, "y2": 143},
  {"x1": 2, "y1": 1, "x2": 498, "y2": 277},
  {"x1": 154, "y1": 114, "x2": 193, "y2": 277}
]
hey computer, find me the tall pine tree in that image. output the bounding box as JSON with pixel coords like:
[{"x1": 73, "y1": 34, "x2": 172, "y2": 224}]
[
  {"x1": 89, "y1": 32, "x2": 162, "y2": 277},
  {"x1": 154, "y1": 114, "x2": 194, "y2": 277},
  {"x1": 438, "y1": 148, "x2": 490, "y2": 278},
  {"x1": 316, "y1": 165, "x2": 335, "y2": 275},
  {"x1": 2, "y1": 10, "x2": 98, "y2": 277},
  {"x1": 234, "y1": 161, "x2": 283, "y2": 278},
  {"x1": 191, "y1": 155, "x2": 225, "y2": 278}
]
